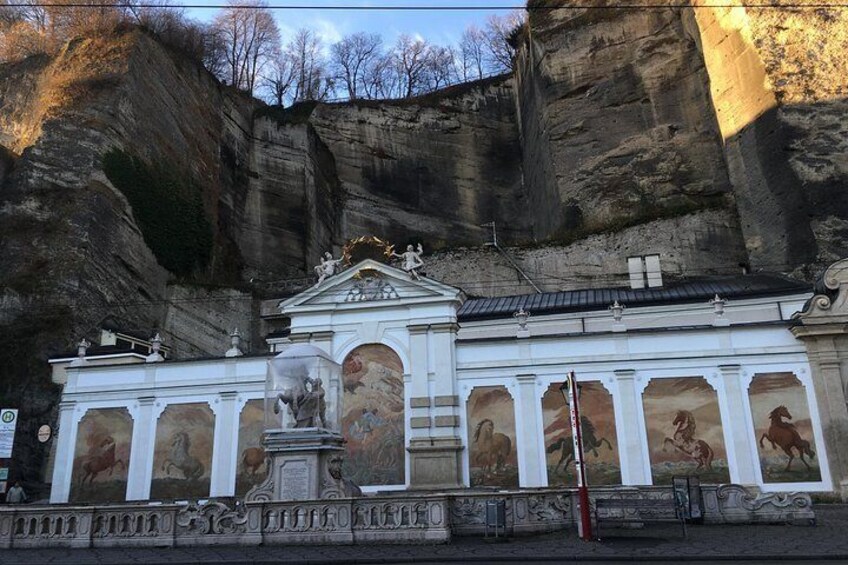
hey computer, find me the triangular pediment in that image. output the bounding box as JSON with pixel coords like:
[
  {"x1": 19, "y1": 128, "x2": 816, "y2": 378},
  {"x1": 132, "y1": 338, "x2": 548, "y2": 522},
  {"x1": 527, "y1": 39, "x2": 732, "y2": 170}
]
[{"x1": 278, "y1": 259, "x2": 464, "y2": 313}]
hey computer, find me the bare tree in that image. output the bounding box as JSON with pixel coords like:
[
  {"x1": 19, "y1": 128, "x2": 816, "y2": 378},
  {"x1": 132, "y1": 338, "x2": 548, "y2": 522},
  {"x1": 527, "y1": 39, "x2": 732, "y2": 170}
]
[
  {"x1": 459, "y1": 25, "x2": 486, "y2": 81},
  {"x1": 425, "y1": 44, "x2": 458, "y2": 91},
  {"x1": 262, "y1": 56, "x2": 295, "y2": 105},
  {"x1": 330, "y1": 32, "x2": 382, "y2": 100},
  {"x1": 286, "y1": 28, "x2": 332, "y2": 103},
  {"x1": 391, "y1": 34, "x2": 430, "y2": 98},
  {"x1": 483, "y1": 11, "x2": 525, "y2": 73},
  {"x1": 211, "y1": 0, "x2": 280, "y2": 94},
  {"x1": 361, "y1": 52, "x2": 394, "y2": 100}
]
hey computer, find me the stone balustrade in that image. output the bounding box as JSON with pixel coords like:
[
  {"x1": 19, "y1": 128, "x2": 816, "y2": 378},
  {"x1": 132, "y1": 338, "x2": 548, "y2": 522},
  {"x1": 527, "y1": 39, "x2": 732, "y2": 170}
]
[{"x1": 0, "y1": 485, "x2": 814, "y2": 549}]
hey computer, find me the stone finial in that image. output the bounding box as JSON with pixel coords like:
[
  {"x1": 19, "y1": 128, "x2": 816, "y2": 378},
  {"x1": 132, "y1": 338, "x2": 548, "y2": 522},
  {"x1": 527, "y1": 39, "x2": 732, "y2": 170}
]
[
  {"x1": 513, "y1": 307, "x2": 531, "y2": 331},
  {"x1": 609, "y1": 301, "x2": 626, "y2": 332},
  {"x1": 146, "y1": 332, "x2": 165, "y2": 363},
  {"x1": 69, "y1": 338, "x2": 91, "y2": 367},
  {"x1": 710, "y1": 294, "x2": 730, "y2": 326},
  {"x1": 225, "y1": 328, "x2": 244, "y2": 358}
]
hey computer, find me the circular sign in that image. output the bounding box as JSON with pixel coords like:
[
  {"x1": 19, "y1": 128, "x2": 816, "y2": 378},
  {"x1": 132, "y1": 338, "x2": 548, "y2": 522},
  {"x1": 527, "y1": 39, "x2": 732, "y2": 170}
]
[
  {"x1": 1, "y1": 411, "x2": 14, "y2": 424},
  {"x1": 37, "y1": 425, "x2": 51, "y2": 443}
]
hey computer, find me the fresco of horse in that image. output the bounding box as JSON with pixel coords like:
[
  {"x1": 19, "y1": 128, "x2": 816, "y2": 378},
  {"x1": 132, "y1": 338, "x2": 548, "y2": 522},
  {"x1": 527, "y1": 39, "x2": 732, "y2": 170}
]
[
  {"x1": 80, "y1": 436, "x2": 126, "y2": 484},
  {"x1": 546, "y1": 416, "x2": 613, "y2": 472},
  {"x1": 643, "y1": 377, "x2": 730, "y2": 484},
  {"x1": 542, "y1": 381, "x2": 621, "y2": 486},
  {"x1": 760, "y1": 406, "x2": 816, "y2": 472},
  {"x1": 69, "y1": 408, "x2": 133, "y2": 503},
  {"x1": 749, "y1": 373, "x2": 822, "y2": 483},
  {"x1": 162, "y1": 431, "x2": 204, "y2": 480},
  {"x1": 236, "y1": 399, "x2": 266, "y2": 496},
  {"x1": 467, "y1": 386, "x2": 518, "y2": 488},
  {"x1": 341, "y1": 344, "x2": 405, "y2": 486},
  {"x1": 473, "y1": 419, "x2": 512, "y2": 474},
  {"x1": 150, "y1": 403, "x2": 214, "y2": 500},
  {"x1": 663, "y1": 410, "x2": 714, "y2": 470}
]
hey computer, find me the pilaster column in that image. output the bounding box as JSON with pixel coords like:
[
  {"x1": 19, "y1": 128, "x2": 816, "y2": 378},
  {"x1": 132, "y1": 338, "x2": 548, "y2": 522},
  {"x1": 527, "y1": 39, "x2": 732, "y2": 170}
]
[
  {"x1": 406, "y1": 322, "x2": 463, "y2": 489},
  {"x1": 49, "y1": 400, "x2": 77, "y2": 503},
  {"x1": 791, "y1": 329, "x2": 848, "y2": 497},
  {"x1": 126, "y1": 396, "x2": 157, "y2": 501},
  {"x1": 407, "y1": 324, "x2": 431, "y2": 442},
  {"x1": 612, "y1": 369, "x2": 651, "y2": 485},
  {"x1": 717, "y1": 365, "x2": 758, "y2": 485},
  {"x1": 515, "y1": 374, "x2": 544, "y2": 487},
  {"x1": 210, "y1": 391, "x2": 238, "y2": 497}
]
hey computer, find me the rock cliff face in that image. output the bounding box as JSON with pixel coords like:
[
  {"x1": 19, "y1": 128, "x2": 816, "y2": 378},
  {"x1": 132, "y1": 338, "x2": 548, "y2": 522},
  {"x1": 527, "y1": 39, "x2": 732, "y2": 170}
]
[
  {"x1": 516, "y1": 2, "x2": 735, "y2": 241},
  {"x1": 692, "y1": 2, "x2": 848, "y2": 274},
  {"x1": 1, "y1": 3, "x2": 847, "y2": 487}
]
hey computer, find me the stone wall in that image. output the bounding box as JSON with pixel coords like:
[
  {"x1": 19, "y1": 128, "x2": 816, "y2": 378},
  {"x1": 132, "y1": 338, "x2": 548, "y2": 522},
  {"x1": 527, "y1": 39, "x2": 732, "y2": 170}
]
[{"x1": 426, "y1": 209, "x2": 748, "y2": 296}]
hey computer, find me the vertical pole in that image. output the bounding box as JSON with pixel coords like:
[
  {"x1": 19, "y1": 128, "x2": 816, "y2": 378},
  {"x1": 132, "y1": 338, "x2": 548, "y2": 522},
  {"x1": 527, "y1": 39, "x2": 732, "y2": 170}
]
[{"x1": 568, "y1": 371, "x2": 593, "y2": 541}]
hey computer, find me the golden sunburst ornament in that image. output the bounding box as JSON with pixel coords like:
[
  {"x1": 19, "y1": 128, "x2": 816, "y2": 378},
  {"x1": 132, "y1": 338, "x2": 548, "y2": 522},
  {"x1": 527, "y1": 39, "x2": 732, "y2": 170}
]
[{"x1": 341, "y1": 236, "x2": 395, "y2": 268}]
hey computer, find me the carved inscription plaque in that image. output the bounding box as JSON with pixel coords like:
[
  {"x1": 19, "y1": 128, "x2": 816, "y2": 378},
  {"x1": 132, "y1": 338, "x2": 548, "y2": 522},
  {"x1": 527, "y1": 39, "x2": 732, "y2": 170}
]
[{"x1": 280, "y1": 460, "x2": 310, "y2": 501}]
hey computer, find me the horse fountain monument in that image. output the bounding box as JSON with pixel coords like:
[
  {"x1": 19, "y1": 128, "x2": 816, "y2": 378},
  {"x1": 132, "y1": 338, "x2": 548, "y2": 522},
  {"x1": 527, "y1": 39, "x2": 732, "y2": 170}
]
[{"x1": 246, "y1": 344, "x2": 360, "y2": 502}]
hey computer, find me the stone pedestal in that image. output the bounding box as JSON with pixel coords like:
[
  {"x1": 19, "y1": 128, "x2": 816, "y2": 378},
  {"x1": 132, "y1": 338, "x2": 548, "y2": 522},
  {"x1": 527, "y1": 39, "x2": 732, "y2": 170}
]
[
  {"x1": 246, "y1": 429, "x2": 356, "y2": 502},
  {"x1": 408, "y1": 437, "x2": 463, "y2": 489}
]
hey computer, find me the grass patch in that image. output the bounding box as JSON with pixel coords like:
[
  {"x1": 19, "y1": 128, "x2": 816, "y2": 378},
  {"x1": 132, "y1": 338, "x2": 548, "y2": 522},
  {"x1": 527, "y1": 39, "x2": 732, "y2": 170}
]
[{"x1": 103, "y1": 148, "x2": 212, "y2": 277}]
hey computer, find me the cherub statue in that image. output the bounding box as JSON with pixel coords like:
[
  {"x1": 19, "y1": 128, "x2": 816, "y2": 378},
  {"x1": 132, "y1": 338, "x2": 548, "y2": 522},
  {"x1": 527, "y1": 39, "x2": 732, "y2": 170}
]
[
  {"x1": 392, "y1": 243, "x2": 424, "y2": 280},
  {"x1": 313, "y1": 251, "x2": 342, "y2": 285}
]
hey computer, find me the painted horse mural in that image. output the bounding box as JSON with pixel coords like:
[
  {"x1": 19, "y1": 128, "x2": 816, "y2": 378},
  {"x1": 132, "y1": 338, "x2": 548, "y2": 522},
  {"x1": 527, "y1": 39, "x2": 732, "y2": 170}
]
[
  {"x1": 546, "y1": 416, "x2": 613, "y2": 473},
  {"x1": 759, "y1": 405, "x2": 816, "y2": 472},
  {"x1": 79, "y1": 436, "x2": 126, "y2": 485},
  {"x1": 473, "y1": 419, "x2": 512, "y2": 474},
  {"x1": 662, "y1": 410, "x2": 714, "y2": 470},
  {"x1": 241, "y1": 447, "x2": 265, "y2": 477},
  {"x1": 162, "y1": 431, "x2": 204, "y2": 480}
]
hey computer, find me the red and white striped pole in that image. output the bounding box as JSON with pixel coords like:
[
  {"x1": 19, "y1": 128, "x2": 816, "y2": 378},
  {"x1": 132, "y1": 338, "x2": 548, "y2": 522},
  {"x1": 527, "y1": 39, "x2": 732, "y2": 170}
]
[{"x1": 566, "y1": 371, "x2": 593, "y2": 541}]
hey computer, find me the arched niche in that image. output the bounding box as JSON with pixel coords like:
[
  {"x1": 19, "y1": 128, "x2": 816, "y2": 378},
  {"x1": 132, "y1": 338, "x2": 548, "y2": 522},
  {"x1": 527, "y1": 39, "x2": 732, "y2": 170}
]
[
  {"x1": 541, "y1": 381, "x2": 621, "y2": 486},
  {"x1": 642, "y1": 376, "x2": 730, "y2": 484},
  {"x1": 69, "y1": 407, "x2": 133, "y2": 503},
  {"x1": 467, "y1": 385, "x2": 519, "y2": 488},
  {"x1": 235, "y1": 399, "x2": 266, "y2": 496},
  {"x1": 150, "y1": 402, "x2": 215, "y2": 500},
  {"x1": 748, "y1": 372, "x2": 822, "y2": 483},
  {"x1": 341, "y1": 344, "x2": 405, "y2": 486}
]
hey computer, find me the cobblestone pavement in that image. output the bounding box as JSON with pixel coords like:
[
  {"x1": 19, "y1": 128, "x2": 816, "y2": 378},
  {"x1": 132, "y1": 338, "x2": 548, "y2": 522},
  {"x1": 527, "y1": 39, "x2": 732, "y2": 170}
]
[{"x1": 1, "y1": 505, "x2": 847, "y2": 565}]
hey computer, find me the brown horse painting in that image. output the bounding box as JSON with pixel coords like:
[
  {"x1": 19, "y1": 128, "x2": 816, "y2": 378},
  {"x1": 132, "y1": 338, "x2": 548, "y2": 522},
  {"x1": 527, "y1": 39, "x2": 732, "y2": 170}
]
[
  {"x1": 473, "y1": 419, "x2": 512, "y2": 474},
  {"x1": 241, "y1": 447, "x2": 265, "y2": 477},
  {"x1": 662, "y1": 410, "x2": 714, "y2": 470},
  {"x1": 79, "y1": 436, "x2": 126, "y2": 485},
  {"x1": 760, "y1": 405, "x2": 816, "y2": 472}
]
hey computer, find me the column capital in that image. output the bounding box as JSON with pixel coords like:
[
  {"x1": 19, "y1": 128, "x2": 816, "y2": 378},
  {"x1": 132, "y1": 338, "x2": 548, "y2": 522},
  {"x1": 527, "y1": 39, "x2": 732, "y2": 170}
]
[
  {"x1": 718, "y1": 364, "x2": 741, "y2": 376},
  {"x1": 516, "y1": 373, "x2": 537, "y2": 384},
  {"x1": 407, "y1": 323, "x2": 430, "y2": 335},
  {"x1": 429, "y1": 322, "x2": 459, "y2": 333},
  {"x1": 58, "y1": 400, "x2": 77, "y2": 411},
  {"x1": 614, "y1": 369, "x2": 636, "y2": 380},
  {"x1": 219, "y1": 391, "x2": 238, "y2": 400},
  {"x1": 137, "y1": 396, "x2": 156, "y2": 407}
]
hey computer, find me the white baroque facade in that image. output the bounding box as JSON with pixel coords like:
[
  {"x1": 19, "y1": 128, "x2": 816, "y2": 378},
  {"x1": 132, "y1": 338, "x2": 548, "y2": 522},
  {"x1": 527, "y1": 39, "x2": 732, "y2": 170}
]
[{"x1": 50, "y1": 259, "x2": 841, "y2": 503}]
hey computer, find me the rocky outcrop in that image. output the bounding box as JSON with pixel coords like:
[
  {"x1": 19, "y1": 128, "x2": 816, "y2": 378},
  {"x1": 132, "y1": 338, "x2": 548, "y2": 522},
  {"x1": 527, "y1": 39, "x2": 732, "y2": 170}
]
[
  {"x1": 516, "y1": 1, "x2": 737, "y2": 241},
  {"x1": 691, "y1": 2, "x2": 848, "y2": 274}
]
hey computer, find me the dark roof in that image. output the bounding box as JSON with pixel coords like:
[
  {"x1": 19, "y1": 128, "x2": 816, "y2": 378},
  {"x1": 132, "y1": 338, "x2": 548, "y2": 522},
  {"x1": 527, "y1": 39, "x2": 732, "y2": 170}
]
[{"x1": 457, "y1": 274, "x2": 811, "y2": 321}]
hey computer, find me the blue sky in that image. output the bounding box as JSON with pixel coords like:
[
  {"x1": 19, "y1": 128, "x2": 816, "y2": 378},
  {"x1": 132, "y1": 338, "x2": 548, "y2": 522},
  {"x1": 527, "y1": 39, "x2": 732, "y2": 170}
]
[{"x1": 185, "y1": 0, "x2": 525, "y2": 47}]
